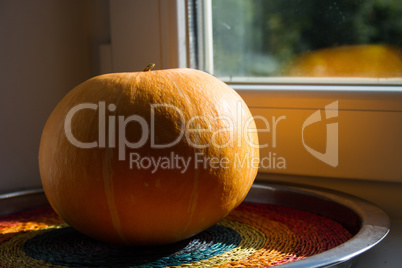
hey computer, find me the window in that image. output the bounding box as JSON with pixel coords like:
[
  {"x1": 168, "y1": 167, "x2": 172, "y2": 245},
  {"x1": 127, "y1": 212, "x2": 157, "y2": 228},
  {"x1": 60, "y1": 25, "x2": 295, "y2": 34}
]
[
  {"x1": 190, "y1": 0, "x2": 402, "y2": 84},
  {"x1": 108, "y1": 0, "x2": 402, "y2": 183}
]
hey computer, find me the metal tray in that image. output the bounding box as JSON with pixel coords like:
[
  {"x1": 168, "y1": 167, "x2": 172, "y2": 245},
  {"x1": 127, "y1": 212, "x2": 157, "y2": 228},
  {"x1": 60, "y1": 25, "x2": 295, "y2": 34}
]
[{"x1": 0, "y1": 181, "x2": 390, "y2": 268}]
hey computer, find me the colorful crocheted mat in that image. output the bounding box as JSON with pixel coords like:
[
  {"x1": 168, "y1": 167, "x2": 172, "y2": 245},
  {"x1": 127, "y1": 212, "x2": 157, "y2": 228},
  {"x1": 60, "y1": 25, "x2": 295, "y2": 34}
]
[{"x1": 0, "y1": 202, "x2": 352, "y2": 267}]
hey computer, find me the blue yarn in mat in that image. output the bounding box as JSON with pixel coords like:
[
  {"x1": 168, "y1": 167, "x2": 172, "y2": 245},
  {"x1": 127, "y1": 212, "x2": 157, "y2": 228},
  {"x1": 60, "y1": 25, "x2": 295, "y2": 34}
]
[{"x1": 22, "y1": 225, "x2": 241, "y2": 267}]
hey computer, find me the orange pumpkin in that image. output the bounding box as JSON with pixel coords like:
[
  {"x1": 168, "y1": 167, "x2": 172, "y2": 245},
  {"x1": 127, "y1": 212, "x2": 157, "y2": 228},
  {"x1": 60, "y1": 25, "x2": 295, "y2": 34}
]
[
  {"x1": 285, "y1": 44, "x2": 402, "y2": 77},
  {"x1": 39, "y1": 67, "x2": 259, "y2": 245}
]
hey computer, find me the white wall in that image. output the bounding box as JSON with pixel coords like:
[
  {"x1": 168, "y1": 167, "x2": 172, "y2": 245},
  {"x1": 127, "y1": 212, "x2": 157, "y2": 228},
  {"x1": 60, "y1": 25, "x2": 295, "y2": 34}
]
[
  {"x1": 109, "y1": 0, "x2": 187, "y2": 72},
  {"x1": 0, "y1": 0, "x2": 110, "y2": 193}
]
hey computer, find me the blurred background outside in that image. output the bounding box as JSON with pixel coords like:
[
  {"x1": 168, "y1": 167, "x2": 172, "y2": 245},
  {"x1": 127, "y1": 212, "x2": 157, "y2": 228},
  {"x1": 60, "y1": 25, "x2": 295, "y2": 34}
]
[{"x1": 193, "y1": 0, "x2": 402, "y2": 81}]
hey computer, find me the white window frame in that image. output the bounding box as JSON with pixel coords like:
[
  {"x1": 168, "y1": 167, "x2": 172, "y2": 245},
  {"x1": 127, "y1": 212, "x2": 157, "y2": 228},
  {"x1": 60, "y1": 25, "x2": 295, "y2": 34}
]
[{"x1": 108, "y1": 0, "x2": 402, "y2": 183}]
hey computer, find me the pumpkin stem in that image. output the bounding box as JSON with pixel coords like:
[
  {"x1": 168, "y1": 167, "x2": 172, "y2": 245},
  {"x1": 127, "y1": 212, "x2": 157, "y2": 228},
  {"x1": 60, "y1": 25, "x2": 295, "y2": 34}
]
[{"x1": 143, "y1": 63, "x2": 155, "y2": 72}]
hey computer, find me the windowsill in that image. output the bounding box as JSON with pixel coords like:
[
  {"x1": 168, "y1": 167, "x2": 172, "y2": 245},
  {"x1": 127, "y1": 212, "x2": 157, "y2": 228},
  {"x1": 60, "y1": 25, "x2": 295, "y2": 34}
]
[
  {"x1": 220, "y1": 76, "x2": 402, "y2": 86},
  {"x1": 234, "y1": 89, "x2": 402, "y2": 183},
  {"x1": 355, "y1": 219, "x2": 402, "y2": 268},
  {"x1": 229, "y1": 82, "x2": 402, "y2": 93}
]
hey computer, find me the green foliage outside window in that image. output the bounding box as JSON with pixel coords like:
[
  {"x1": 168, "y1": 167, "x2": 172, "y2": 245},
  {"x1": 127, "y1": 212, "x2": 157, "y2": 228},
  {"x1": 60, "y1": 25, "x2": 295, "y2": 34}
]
[{"x1": 212, "y1": 0, "x2": 402, "y2": 77}]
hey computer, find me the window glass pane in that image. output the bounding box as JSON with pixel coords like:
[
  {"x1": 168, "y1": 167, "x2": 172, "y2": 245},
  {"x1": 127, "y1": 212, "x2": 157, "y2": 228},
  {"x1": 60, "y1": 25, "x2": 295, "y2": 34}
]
[{"x1": 197, "y1": 0, "x2": 402, "y2": 83}]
